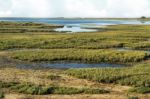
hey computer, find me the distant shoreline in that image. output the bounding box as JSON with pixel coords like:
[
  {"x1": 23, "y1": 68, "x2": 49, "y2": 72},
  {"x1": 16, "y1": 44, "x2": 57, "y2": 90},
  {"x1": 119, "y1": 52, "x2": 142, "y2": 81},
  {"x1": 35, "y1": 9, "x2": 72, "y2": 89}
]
[{"x1": 0, "y1": 17, "x2": 150, "y2": 20}]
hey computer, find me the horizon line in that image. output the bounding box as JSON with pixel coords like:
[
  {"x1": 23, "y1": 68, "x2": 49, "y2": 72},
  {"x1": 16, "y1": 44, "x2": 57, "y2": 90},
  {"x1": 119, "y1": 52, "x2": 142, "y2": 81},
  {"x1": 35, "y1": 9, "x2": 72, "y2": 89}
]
[{"x1": 0, "y1": 17, "x2": 149, "y2": 19}]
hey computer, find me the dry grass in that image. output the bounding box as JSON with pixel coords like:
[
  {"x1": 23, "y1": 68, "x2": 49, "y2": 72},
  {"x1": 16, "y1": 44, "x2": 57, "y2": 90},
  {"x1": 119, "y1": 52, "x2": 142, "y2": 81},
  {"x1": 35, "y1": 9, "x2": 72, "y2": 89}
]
[
  {"x1": 4, "y1": 93, "x2": 150, "y2": 99},
  {"x1": 4, "y1": 94, "x2": 127, "y2": 99},
  {"x1": 1, "y1": 68, "x2": 150, "y2": 99},
  {"x1": 0, "y1": 68, "x2": 129, "y2": 90}
]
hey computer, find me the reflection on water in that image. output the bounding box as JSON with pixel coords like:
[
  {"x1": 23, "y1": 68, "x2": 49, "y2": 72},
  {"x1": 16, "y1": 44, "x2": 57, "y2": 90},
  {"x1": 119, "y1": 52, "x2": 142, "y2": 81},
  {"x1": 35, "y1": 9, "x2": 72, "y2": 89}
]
[
  {"x1": 17, "y1": 61, "x2": 125, "y2": 69},
  {"x1": 55, "y1": 26, "x2": 97, "y2": 33}
]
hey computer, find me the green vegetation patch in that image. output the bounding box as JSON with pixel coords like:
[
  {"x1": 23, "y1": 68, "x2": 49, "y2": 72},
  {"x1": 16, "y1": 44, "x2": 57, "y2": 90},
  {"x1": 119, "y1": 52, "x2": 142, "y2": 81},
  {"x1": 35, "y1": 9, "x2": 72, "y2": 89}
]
[
  {"x1": 47, "y1": 74, "x2": 61, "y2": 80},
  {"x1": 128, "y1": 96, "x2": 139, "y2": 99},
  {"x1": 126, "y1": 41, "x2": 150, "y2": 50},
  {"x1": 0, "y1": 21, "x2": 63, "y2": 33},
  {"x1": 0, "y1": 92, "x2": 4, "y2": 99},
  {"x1": 0, "y1": 22, "x2": 150, "y2": 50},
  {"x1": 0, "y1": 81, "x2": 109, "y2": 95},
  {"x1": 10, "y1": 49, "x2": 149, "y2": 64},
  {"x1": 66, "y1": 63, "x2": 150, "y2": 90},
  {"x1": 129, "y1": 87, "x2": 150, "y2": 94}
]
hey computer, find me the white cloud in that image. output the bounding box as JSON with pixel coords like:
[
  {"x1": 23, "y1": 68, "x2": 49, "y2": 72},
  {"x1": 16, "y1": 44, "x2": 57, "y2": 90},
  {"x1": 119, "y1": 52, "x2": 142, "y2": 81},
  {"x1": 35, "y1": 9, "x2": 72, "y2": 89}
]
[
  {"x1": 0, "y1": 0, "x2": 150, "y2": 17},
  {"x1": 11, "y1": 0, "x2": 51, "y2": 17}
]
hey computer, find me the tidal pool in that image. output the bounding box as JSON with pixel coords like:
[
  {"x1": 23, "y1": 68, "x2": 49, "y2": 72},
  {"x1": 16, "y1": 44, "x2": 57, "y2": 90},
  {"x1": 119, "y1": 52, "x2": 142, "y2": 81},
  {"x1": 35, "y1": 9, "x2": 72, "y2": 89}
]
[{"x1": 16, "y1": 61, "x2": 125, "y2": 69}]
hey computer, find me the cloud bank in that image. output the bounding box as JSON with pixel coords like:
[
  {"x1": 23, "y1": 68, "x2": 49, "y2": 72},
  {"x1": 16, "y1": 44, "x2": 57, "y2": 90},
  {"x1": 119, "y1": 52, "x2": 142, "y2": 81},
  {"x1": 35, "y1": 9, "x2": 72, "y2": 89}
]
[{"x1": 0, "y1": 0, "x2": 150, "y2": 18}]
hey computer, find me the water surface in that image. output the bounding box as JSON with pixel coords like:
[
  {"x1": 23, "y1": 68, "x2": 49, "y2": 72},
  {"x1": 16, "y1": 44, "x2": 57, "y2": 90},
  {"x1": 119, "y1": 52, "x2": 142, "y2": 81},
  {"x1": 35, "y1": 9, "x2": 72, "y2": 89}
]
[
  {"x1": 55, "y1": 26, "x2": 98, "y2": 32},
  {"x1": 0, "y1": 18, "x2": 150, "y2": 32},
  {"x1": 0, "y1": 18, "x2": 150, "y2": 25},
  {"x1": 17, "y1": 61, "x2": 125, "y2": 69}
]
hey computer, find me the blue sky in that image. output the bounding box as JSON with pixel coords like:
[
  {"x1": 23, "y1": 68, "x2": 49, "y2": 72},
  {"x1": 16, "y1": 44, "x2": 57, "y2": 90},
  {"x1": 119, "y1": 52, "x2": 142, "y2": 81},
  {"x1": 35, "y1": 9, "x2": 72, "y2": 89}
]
[{"x1": 0, "y1": 0, "x2": 150, "y2": 18}]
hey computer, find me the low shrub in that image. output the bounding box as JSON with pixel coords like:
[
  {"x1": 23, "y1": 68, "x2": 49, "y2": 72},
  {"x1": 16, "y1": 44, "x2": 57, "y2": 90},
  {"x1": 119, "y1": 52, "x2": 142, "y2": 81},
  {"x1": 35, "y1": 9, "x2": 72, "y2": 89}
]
[
  {"x1": 0, "y1": 81, "x2": 109, "y2": 95},
  {"x1": 128, "y1": 96, "x2": 139, "y2": 99},
  {"x1": 66, "y1": 63, "x2": 150, "y2": 88},
  {"x1": 51, "y1": 87, "x2": 83, "y2": 94},
  {"x1": 0, "y1": 92, "x2": 4, "y2": 99},
  {"x1": 129, "y1": 87, "x2": 150, "y2": 94},
  {"x1": 83, "y1": 88, "x2": 109, "y2": 94},
  {"x1": 47, "y1": 74, "x2": 61, "y2": 80}
]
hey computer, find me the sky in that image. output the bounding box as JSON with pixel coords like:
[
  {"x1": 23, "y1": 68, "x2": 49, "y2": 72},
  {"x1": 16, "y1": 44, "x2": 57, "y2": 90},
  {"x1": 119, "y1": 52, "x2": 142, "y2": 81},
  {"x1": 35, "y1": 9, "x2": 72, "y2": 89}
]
[{"x1": 0, "y1": 0, "x2": 150, "y2": 18}]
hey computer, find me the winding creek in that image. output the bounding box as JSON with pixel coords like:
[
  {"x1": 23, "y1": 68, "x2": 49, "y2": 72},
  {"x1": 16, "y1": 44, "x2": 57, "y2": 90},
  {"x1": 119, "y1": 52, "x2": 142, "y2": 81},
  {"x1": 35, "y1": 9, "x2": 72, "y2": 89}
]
[
  {"x1": 0, "y1": 48, "x2": 149, "y2": 69},
  {"x1": 0, "y1": 56, "x2": 126, "y2": 69},
  {"x1": 17, "y1": 62, "x2": 125, "y2": 69}
]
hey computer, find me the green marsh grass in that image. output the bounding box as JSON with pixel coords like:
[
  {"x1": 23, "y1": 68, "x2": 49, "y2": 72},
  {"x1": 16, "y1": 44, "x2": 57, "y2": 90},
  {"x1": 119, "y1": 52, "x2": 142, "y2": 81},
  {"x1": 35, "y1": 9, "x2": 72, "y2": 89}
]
[
  {"x1": 66, "y1": 63, "x2": 150, "y2": 88},
  {"x1": 0, "y1": 21, "x2": 63, "y2": 33},
  {"x1": 0, "y1": 22, "x2": 150, "y2": 50},
  {"x1": 10, "y1": 49, "x2": 149, "y2": 64},
  {"x1": 129, "y1": 87, "x2": 150, "y2": 94},
  {"x1": 0, "y1": 21, "x2": 150, "y2": 97},
  {"x1": 0, "y1": 92, "x2": 4, "y2": 99},
  {"x1": 0, "y1": 81, "x2": 109, "y2": 95}
]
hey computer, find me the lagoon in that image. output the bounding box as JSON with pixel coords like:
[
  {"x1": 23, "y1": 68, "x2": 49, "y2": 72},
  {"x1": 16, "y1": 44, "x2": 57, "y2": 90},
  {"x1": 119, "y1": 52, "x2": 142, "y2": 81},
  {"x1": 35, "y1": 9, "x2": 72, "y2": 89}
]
[{"x1": 0, "y1": 18, "x2": 150, "y2": 32}]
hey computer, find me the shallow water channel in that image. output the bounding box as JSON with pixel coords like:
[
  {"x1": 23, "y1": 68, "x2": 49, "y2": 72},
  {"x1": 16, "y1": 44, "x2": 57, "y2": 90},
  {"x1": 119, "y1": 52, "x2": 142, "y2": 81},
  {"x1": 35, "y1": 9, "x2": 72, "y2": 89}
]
[
  {"x1": 14, "y1": 48, "x2": 150, "y2": 69},
  {"x1": 16, "y1": 61, "x2": 125, "y2": 69}
]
